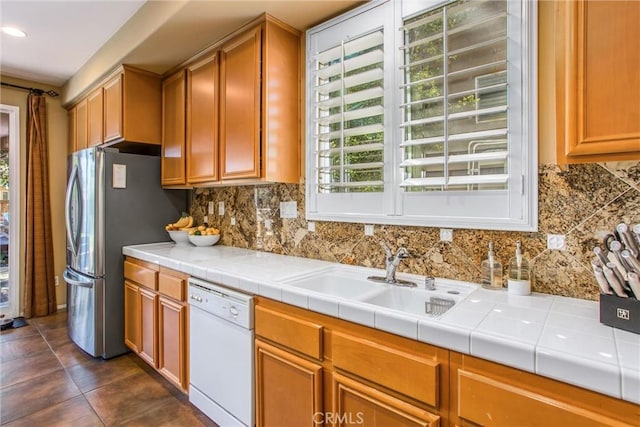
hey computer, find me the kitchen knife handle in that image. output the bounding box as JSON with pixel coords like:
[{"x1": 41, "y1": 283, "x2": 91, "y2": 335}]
[
  {"x1": 617, "y1": 223, "x2": 639, "y2": 258},
  {"x1": 621, "y1": 250, "x2": 640, "y2": 274},
  {"x1": 592, "y1": 264, "x2": 613, "y2": 295},
  {"x1": 627, "y1": 272, "x2": 640, "y2": 299},
  {"x1": 603, "y1": 266, "x2": 628, "y2": 298}
]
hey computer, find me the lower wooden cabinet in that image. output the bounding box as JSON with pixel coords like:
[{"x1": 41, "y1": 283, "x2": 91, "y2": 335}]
[
  {"x1": 256, "y1": 297, "x2": 639, "y2": 427},
  {"x1": 450, "y1": 352, "x2": 640, "y2": 427},
  {"x1": 158, "y1": 295, "x2": 188, "y2": 390},
  {"x1": 255, "y1": 339, "x2": 323, "y2": 427},
  {"x1": 123, "y1": 257, "x2": 189, "y2": 393},
  {"x1": 332, "y1": 372, "x2": 440, "y2": 427},
  {"x1": 254, "y1": 298, "x2": 449, "y2": 427},
  {"x1": 138, "y1": 286, "x2": 158, "y2": 367}
]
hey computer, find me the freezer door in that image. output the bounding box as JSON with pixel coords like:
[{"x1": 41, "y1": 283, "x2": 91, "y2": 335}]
[
  {"x1": 66, "y1": 148, "x2": 104, "y2": 277},
  {"x1": 65, "y1": 268, "x2": 104, "y2": 357}
]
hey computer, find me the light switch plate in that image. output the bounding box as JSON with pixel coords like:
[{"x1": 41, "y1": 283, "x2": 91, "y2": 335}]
[
  {"x1": 231, "y1": 217, "x2": 236, "y2": 226},
  {"x1": 308, "y1": 221, "x2": 316, "y2": 232},
  {"x1": 218, "y1": 201, "x2": 225, "y2": 216},
  {"x1": 280, "y1": 201, "x2": 297, "y2": 218},
  {"x1": 208, "y1": 201, "x2": 214, "y2": 215},
  {"x1": 364, "y1": 224, "x2": 374, "y2": 236}
]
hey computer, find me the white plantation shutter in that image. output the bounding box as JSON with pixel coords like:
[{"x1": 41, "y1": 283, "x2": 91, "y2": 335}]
[
  {"x1": 306, "y1": 1, "x2": 394, "y2": 218},
  {"x1": 399, "y1": 0, "x2": 509, "y2": 191},
  {"x1": 306, "y1": 0, "x2": 537, "y2": 230},
  {"x1": 314, "y1": 30, "x2": 385, "y2": 193}
]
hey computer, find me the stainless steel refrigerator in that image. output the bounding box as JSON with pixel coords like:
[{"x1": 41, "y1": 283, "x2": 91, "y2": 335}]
[{"x1": 64, "y1": 147, "x2": 185, "y2": 359}]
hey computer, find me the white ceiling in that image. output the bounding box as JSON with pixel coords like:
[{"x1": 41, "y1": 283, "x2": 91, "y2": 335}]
[
  {"x1": 0, "y1": 0, "x2": 146, "y2": 86},
  {"x1": 0, "y1": 0, "x2": 362, "y2": 95}
]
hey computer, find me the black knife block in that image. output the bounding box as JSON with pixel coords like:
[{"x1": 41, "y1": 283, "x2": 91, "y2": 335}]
[{"x1": 599, "y1": 293, "x2": 640, "y2": 334}]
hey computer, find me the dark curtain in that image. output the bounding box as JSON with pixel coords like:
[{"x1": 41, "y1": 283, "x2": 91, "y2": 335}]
[{"x1": 24, "y1": 93, "x2": 56, "y2": 317}]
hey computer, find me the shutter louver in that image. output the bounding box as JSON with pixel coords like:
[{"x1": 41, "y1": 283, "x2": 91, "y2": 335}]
[
  {"x1": 400, "y1": 0, "x2": 509, "y2": 192},
  {"x1": 312, "y1": 30, "x2": 385, "y2": 193}
]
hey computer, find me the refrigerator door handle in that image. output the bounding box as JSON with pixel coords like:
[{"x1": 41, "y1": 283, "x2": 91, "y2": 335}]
[
  {"x1": 65, "y1": 164, "x2": 81, "y2": 257},
  {"x1": 63, "y1": 269, "x2": 94, "y2": 289}
]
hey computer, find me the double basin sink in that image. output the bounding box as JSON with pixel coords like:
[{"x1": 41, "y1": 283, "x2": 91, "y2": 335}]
[{"x1": 282, "y1": 265, "x2": 477, "y2": 317}]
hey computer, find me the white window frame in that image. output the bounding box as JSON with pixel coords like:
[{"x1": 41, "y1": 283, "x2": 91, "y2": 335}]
[{"x1": 306, "y1": 0, "x2": 538, "y2": 231}]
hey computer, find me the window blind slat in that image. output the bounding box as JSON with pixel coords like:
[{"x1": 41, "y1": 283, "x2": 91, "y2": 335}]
[
  {"x1": 315, "y1": 68, "x2": 383, "y2": 95},
  {"x1": 400, "y1": 151, "x2": 508, "y2": 167},
  {"x1": 318, "y1": 161, "x2": 385, "y2": 172},
  {"x1": 315, "y1": 31, "x2": 384, "y2": 64},
  {"x1": 317, "y1": 142, "x2": 384, "y2": 156},
  {"x1": 317, "y1": 123, "x2": 384, "y2": 141},
  {"x1": 316, "y1": 49, "x2": 383, "y2": 80},
  {"x1": 317, "y1": 105, "x2": 384, "y2": 126},
  {"x1": 317, "y1": 87, "x2": 384, "y2": 110},
  {"x1": 400, "y1": 174, "x2": 508, "y2": 187}
]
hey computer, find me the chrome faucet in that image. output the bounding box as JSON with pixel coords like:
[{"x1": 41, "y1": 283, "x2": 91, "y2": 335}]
[{"x1": 378, "y1": 241, "x2": 414, "y2": 286}]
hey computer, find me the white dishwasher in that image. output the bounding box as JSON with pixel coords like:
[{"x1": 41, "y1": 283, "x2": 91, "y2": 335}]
[{"x1": 188, "y1": 277, "x2": 254, "y2": 427}]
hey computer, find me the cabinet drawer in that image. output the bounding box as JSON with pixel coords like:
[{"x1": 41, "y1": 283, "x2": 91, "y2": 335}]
[
  {"x1": 124, "y1": 260, "x2": 158, "y2": 290},
  {"x1": 255, "y1": 305, "x2": 323, "y2": 360},
  {"x1": 158, "y1": 270, "x2": 187, "y2": 301},
  {"x1": 332, "y1": 331, "x2": 439, "y2": 408}
]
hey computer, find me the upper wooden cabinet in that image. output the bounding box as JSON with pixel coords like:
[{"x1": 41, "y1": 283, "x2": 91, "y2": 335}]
[
  {"x1": 87, "y1": 88, "x2": 103, "y2": 148},
  {"x1": 187, "y1": 53, "x2": 219, "y2": 184},
  {"x1": 220, "y1": 17, "x2": 300, "y2": 183},
  {"x1": 556, "y1": 0, "x2": 640, "y2": 163},
  {"x1": 161, "y1": 70, "x2": 187, "y2": 186},
  {"x1": 159, "y1": 14, "x2": 301, "y2": 187},
  {"x1": 67, "y1": 65, "x2": 162, "y2": 153}
]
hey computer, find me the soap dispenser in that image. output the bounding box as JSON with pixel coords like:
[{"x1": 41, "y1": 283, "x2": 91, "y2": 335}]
[
  {"x1": 481, "y1": 242, "x2": 503, "y2": 289},
  {"x1": 507, "y1": 240, "x2": 531, "y2": 295}
]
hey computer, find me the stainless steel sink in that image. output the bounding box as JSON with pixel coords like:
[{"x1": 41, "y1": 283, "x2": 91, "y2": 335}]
[
  {"x1": 282, "y1": 267, "x2": 477, "y2": 316},
  {"x1": 358, "y1": 278, "x2": 477, "y2": 317},
  {"x1": 282, "y1": 266, "x2": 385, "y2": 299}
]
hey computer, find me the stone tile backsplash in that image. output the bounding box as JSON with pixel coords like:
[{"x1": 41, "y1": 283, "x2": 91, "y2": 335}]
[{"x1": 191, "y1": 162, "x2": 640, "y2": 301}]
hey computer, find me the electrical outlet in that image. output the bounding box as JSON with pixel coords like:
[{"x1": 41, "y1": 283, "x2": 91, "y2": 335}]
[
  {"x1": 547, "y1": 234, "x2": 566, "y2": 250},
  {"x1": 208, "y1": 201, "x2": 214, "y2": 215},
  {"x1": 264, "y1": 219, "x2": 272, "y2": 230},
  {"x1": 440, "y1": 228, "x2": 453, "y2": 242},
  {"x1": 230, "y1": 217, "x2": 236, "y2": 226},
  {"x1": 364, "y1": 224, "x2": 374, "y2": 236},
  {"x1": 203, "y1": 215, "x2": 208, "y2": 224},
  {"x1": 308, "y1": 221, "x2": 316, "y2": 232},
  {"x1": 218, "y1": 201, "x2": 225, "y2": 216},
  {"x1": 54, "y1": 276, "x2": 59, "y2": 286},
  {"x1": 280, "y1": 201, "x2": 297, "y2": 218}
]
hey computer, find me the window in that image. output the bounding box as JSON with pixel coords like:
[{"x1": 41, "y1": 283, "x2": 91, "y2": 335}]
[{"x1": 306, "y1": 0, "x2": 537, "y2": 231}]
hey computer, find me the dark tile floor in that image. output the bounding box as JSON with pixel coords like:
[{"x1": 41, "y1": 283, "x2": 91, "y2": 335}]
[{"x1": 0, "y1": 310, "x2": 217, "y2": 426}]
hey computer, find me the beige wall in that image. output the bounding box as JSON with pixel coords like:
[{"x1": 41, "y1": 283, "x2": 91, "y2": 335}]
[{"x1": 0, "y1": 77, "x2": 68, "y2": 312}]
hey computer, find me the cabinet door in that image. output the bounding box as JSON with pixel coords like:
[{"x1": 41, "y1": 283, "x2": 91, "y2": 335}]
[
  {"x1": 332, "y1": 372, "x2": 440, "y2": 427},
  {"x1": 256, "y1": 339, "x2": 322, "y2": 427},
  {"x1": 220, "y1": 26, "x2": 262, "y2": 180},
  {"x1": 158, "y1": 296, "x2": 187, "y2": 391},
  {"x1": 138, "y1": 287, "x2": 158, "y2": 367},
  {"x1": 76, "y1": 99, "x2": 88, "y2": 151},
  {"x1": 124, "y1": 280, "x2": 139, "y2": 353},
  {"x1": 187, "y1": 53, "x2": 219, "y2": 183},
  {"x1": 556, "y1": 0, "x2": 640, "y2": 162},
  {"x1": 68, "y1": 108, "x2": 77, "y2": 153},
  {"x1": 87, "y1": 88, "x2": 104, "y2": 147},
  {"x1": 161, "y1": 71, "x2": 187, "y2": 186},
  {"x1": 103, "y1": 74, "x2": 123, "y2": 143}
]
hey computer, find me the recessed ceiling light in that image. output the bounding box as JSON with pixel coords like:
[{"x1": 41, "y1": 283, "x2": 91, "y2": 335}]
[{"x1": 1, "y1": 27, "x2": 27, "y2": 38}]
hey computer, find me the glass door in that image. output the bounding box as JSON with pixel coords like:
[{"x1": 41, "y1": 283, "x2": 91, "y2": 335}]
[{"x1": 0, "y1": 105, "x2": 20, "y2": 318}]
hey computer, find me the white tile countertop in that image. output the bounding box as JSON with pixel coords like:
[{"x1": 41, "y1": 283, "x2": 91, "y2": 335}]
[{"x1": 123, "y1": 242, "x2": 640, "y2": 404}]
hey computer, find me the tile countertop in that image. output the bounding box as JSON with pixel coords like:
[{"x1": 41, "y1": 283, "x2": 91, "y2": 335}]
[{"x1": 123, "y1": 242, "x2": 640, "y2": 404}]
